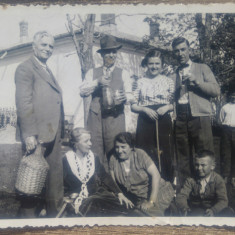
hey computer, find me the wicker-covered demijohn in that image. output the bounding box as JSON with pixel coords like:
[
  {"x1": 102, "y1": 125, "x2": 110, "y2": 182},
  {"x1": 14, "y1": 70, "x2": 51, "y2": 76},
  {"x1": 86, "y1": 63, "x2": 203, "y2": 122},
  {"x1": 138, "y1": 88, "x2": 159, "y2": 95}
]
[{"x1": 15, "y1": 144, "x2": 49, "y2": 195}]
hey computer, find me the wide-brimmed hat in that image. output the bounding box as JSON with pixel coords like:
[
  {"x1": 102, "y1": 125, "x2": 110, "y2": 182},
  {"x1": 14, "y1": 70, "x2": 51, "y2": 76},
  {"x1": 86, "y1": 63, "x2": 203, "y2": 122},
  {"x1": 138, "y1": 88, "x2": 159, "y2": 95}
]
[{"x1": 97, "y1": 35, "x2": 122, "y2": 53}]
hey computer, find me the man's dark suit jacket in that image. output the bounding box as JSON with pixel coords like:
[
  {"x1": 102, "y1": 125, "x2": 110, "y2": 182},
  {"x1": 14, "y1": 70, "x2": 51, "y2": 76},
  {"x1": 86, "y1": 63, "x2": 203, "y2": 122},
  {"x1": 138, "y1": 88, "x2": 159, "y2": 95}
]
[{"x1": 15, "y1": 56, "x2": 64, "y2": 143}]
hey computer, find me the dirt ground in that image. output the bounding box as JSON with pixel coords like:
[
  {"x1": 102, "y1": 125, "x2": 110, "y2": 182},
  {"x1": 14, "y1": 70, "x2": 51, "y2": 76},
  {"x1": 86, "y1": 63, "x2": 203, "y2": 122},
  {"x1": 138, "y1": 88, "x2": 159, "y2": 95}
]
[
  {"x1": 0, "y1": 192, "x2": 20, "y2": 219},
  {"x1": 0, "y1": 127, "x2": 235, "y2": 219}
]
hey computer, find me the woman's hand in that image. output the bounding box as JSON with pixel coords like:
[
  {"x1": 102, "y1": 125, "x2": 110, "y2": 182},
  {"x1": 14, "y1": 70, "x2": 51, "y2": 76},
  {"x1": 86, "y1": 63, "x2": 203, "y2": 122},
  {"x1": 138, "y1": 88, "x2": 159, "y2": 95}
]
[
  {"x1": 118, "y1": 193, "x2": 134, "y2": 209},
  {"x1": 156, "y1": 104, "x2": 173, "y2": 116},
  {"x1": 143, "y1": 107, "x2": 158, "y2": 120},
  {"x1": 204, "y1": 209, "x2": 214, "y2": 217},
  {"x1": 140, "y1": 200, "x2": 154, "y2": 212}
]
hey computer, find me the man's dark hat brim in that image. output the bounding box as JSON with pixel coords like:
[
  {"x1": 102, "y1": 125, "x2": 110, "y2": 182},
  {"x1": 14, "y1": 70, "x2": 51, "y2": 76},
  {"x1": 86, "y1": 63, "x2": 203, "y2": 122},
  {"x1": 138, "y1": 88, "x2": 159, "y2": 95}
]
[{"x1": 97, "y1": 45, "x2": 122, "y2": 53}]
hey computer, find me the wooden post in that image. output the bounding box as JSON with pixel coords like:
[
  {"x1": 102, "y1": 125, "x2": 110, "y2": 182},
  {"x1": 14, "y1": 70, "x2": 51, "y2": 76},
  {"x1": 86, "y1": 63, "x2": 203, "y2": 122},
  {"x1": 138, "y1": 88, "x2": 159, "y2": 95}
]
[
  {"x1": 66, "y1": 14, "x2": 96, "y2": 128},
  {"x1": 66, "y1": 14, "x2": 84, "y2": 75},
  {"x1": 82, "y1": 14, "x2": 96, "y2": 79}
]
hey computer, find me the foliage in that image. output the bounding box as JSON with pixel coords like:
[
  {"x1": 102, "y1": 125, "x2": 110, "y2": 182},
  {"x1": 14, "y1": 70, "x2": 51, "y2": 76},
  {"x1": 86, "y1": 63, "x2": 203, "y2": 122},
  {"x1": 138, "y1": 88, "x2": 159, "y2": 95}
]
[
  {"x1": 143, "y1": 13, "x2": 235, "y2": 98},
  {"x1": 209, "y1": 14, "x2": 235, "y2": 96},
  {"x1": 143, "y1": 14, "x2": 199, "y2": 51},
  {"x1": 143, "y1": 14, "x2": 200, "y2": 78}
]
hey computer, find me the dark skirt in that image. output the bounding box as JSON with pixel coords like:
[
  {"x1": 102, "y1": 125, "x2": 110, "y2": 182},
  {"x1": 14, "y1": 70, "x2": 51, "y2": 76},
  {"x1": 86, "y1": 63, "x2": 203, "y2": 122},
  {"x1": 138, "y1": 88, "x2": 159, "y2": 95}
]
[
  {"x1": 66, "y1": 181, "x2": 174, "y2": 217},
  {"x1": 65, "y1": 190, "x2": 138, "y2": 217},
  {"x1": 136, "y1": 105, "x2": 175, "y2": 182}
]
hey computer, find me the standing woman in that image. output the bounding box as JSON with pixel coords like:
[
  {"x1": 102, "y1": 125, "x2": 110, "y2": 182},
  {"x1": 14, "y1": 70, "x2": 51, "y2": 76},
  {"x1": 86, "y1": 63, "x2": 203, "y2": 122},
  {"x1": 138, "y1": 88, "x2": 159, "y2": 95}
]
[{"x1": 131, "y1": 50, "x2": 175, "y2": 182}]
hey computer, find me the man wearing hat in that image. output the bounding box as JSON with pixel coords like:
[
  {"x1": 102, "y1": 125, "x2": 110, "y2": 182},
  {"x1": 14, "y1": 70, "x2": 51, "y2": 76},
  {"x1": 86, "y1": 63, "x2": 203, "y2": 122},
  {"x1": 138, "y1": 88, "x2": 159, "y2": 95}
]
[{"x1": 80, "y1": 35, "x2": 132, "y2": 171}]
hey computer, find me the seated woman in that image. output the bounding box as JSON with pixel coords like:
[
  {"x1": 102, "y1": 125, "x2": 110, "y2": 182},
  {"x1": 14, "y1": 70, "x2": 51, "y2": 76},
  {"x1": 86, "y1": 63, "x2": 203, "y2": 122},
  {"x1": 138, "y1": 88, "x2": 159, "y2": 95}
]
[
  {"x1": 62, "y1": 128, "x2": 134, "y2": 217},
  {"x1": 109, "y1": 132, "x2": 174, "y2": 216}
]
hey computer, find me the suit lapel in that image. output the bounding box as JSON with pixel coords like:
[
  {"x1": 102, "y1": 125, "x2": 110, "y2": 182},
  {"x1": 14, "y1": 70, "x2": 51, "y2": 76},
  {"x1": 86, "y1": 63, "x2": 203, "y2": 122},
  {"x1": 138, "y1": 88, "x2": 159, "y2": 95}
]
[
  {"x1": 31, "y1": 56, "x2": 62, "y2": 93},
  {"x1": 46, "y1": 67, "x2": 62, "y2": 94}
]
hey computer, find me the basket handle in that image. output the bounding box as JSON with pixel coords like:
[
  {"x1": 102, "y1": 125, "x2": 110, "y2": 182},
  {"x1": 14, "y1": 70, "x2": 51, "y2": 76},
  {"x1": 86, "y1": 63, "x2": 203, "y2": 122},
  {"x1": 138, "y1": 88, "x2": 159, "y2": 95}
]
[{"x1": 32, "y1": 144, "x2": 43, "y2": 158}]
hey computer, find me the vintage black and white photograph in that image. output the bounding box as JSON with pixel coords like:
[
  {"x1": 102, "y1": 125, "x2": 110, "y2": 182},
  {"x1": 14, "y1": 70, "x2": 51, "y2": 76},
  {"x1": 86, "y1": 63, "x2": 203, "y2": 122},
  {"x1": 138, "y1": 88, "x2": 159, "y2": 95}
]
[{"x1": 0, "y1": 4, "x2": 235, "y2": 227}]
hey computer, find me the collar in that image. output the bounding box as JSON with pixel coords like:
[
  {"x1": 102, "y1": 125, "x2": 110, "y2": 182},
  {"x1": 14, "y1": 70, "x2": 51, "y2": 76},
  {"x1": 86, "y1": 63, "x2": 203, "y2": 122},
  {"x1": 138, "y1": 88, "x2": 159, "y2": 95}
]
[
  {"x1": 187, "y1": 59, "x2": 192, "y2": 67},
  {"x1": 34, "y1": 56, "x2": 47, "y2": 69},
  {"x1": 178, "y1": 59, "x2": 192, "y2": 70},
  {"x1": 103, "y1": 64, "x2": 116, "y2": 74},
  {"x1": 201, "y1": 173, "x2": 211, "y2": 184},
  {"x1": 197, "y1": 172, "x2": 212, "y2": 184}
]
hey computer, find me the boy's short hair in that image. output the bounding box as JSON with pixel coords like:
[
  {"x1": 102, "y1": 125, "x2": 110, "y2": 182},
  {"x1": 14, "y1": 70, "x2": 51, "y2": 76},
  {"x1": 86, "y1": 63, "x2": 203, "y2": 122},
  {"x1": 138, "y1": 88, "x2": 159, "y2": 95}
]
[{"x1": 195, "y1": 150, "x2": 216, "y2": 163}]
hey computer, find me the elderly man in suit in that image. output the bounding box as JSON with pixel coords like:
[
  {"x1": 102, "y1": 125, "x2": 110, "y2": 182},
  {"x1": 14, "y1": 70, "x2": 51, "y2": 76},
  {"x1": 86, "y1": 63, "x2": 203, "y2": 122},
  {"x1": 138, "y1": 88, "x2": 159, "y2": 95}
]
[
  {"x1": 15, "y1": 31, "x2": 64, "y2": 217},
  {"x1": 80, "y1": 35, "x2": 133, "y2": 171},
  {"x1": 172, "y1": 37, "x2": 220, "y2": 188}
]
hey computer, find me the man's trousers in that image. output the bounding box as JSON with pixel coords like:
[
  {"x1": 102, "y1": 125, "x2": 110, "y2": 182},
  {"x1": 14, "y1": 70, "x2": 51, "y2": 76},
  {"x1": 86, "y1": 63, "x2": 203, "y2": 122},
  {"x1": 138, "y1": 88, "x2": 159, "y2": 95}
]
[{"x1": 175, "y1": 105, "x2": 214, "y2": 187}]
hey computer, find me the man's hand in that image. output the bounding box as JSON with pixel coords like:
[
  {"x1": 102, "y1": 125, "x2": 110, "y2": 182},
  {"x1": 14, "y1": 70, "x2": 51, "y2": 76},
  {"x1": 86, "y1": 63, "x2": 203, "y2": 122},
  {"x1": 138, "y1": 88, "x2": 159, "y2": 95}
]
[
  {"x1": 205, "y1": 209, "x2": 214, "y2": 217},
  {"x1": 118, "y1": 193, "x2": 134, "y2": 209},
  {"x1": 183, "y1": 74, "x2": 200, "y2": 87},
  {"x1": 143, "y1": 107, "x2": 158, "y2": 120},
  {"x1": 132, "y1": 81, "x2": 138, "y2": 91},
  {"x1": 25, "y1": 136, "x2": 37, "y2": 153},
  {"x1": 98, "y1": 75, "x2": 111, "y2": 87},
  {"x1": 114, "y1": 90, "x2": 126, "y2": 105},
  {"x1": 140, "y1": 200, "x2": 154, "y2": 212},
  {"x1": 80, "y1": 86, "x2": 97, "y2": 97}
]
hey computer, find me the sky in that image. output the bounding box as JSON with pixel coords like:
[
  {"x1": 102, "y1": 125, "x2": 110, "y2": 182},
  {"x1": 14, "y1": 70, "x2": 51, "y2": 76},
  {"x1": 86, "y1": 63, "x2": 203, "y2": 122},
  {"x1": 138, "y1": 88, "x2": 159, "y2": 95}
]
[
  {"x1": 0, "y1": 4, "x2": 234, "y2": 49},
  {"x1": 0, "y1": 6, "x2": 150, "y2": 49},
  {"x1": 0, "y1": 4, "x2": 233, "y2": 109}
]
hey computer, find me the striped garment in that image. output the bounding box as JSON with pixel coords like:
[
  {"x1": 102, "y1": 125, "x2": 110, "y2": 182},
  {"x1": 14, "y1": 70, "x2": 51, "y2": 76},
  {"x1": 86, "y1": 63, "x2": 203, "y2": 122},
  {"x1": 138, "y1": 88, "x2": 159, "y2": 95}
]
[{"x1": 133, "y1": 75, "x2": 175, "y2": 106}]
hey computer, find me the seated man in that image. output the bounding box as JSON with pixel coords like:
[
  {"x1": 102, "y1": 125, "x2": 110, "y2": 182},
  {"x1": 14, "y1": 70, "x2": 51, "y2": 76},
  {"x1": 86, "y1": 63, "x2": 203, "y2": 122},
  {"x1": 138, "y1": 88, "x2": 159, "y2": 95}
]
[{"x1": 176, "y1": 150, "x2": 232, "y2": 216}]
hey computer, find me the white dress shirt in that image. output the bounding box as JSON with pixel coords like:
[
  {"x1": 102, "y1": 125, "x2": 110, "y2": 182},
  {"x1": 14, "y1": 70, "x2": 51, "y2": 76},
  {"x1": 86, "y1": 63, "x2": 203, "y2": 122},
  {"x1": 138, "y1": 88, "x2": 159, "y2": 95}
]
[
  {"x1": 220, "y1": 102, "x2": 235, "y2": 127},
  {"x1": 178, "y1": 59, "x2": 192, "y2": 105}
]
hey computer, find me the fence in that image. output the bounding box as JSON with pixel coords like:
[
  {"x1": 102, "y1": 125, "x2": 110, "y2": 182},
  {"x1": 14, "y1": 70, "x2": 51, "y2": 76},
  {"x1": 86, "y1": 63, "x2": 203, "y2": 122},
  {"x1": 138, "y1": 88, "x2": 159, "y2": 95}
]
[{"x1": 0, "y1": 107, "x2": 17, "y2": 129}]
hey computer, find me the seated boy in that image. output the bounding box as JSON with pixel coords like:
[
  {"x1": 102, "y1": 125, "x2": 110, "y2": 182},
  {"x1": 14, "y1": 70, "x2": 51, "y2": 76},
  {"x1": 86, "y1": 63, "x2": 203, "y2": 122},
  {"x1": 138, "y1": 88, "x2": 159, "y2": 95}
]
[{"x1": 176, "y1": 150, "x2": 231, "y2": 216}]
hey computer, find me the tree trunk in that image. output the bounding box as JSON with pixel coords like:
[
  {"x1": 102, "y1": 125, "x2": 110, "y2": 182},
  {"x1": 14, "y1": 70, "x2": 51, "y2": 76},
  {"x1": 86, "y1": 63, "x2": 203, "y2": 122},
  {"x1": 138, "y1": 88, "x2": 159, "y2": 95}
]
[
  {"x1": 66, "y1": 14, "x2": 96, "y2": 128},
  {"x1": 82, "y1": 14, "x2": 96, "y2": 80},
  {"x1": 204, "y1": 13, "x2": 212, "y2": 64},
  {"x1": 195, "y1": 13, "x2": 205, "y2": 61},
  {"x1": 195, "y1": 13, "x2": 212, "y2": 63},
  {"x1": 81, "y1": 14, "x2": 96, "y2": 126}
]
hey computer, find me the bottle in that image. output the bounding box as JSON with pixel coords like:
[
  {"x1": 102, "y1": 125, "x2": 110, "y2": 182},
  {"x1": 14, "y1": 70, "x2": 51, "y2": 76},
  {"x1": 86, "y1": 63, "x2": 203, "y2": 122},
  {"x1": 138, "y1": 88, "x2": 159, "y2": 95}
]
[
  {"x1": 102, "y1": 69, "x2": 114, "y2": 110},
  {"x1": 102, "y1": 84, "x2": 114, "y2": 110}
]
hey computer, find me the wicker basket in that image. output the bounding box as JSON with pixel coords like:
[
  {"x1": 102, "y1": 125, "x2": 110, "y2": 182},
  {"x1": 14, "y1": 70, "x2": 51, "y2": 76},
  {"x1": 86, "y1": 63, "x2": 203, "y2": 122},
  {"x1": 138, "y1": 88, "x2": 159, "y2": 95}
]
[{"x1": 15, "y1": 144, "x2": 49, "y2": 195}]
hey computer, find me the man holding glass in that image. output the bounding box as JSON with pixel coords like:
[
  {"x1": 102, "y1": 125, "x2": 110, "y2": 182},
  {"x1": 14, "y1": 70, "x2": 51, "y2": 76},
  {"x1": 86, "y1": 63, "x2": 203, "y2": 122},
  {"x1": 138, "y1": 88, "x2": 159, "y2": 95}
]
[
  {"x1": 80, "y1": 35, "x2": 133, "y2": 171},
  {"x1": 172, "y1": 37, "x2": 220, "y2": 188}
]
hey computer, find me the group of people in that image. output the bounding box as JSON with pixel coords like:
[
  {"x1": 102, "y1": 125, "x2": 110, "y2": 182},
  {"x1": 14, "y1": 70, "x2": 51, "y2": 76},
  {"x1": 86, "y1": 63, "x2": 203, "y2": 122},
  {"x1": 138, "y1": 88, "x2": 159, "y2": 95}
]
[{"x1": 14, "y1": 30, "x2": 235, "y2": 218}]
